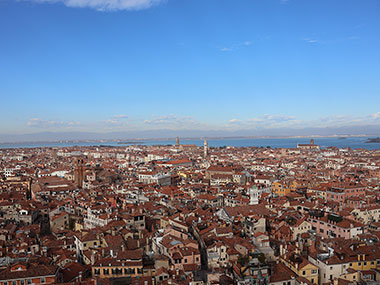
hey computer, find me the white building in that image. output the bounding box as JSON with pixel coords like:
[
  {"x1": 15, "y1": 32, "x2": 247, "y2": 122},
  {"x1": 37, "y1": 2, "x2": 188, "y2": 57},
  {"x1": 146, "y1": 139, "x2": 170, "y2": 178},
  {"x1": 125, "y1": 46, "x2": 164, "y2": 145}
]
[{"x1": 138, "y1": 172, "x2": 171, "y2": 186}]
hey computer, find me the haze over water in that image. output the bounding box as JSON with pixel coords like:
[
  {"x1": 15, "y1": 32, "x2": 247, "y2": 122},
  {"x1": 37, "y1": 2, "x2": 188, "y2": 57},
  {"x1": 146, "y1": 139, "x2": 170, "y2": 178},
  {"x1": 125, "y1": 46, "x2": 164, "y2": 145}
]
[{"x1": 1, "y1": 137, "x2": 379, "y2": 150}]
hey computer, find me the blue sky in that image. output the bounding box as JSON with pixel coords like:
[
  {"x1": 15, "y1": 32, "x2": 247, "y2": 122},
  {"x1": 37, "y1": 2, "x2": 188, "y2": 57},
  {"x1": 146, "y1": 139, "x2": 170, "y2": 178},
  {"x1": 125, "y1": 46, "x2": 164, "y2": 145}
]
[{"x1": 1, "y1": 0, "x2": 380, "y2": 136}]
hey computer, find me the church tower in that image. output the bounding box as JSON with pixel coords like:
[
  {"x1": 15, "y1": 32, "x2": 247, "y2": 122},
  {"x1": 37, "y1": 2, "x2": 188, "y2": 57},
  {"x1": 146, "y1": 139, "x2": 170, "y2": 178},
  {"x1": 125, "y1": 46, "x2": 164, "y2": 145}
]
[
  {"x1": 203, "y1": 138, "x2": 208, "y2": 158},
  {"x1": 26, "y1": 177, "x2": 32, "y2": 200},
  {"x1": 176, "y1": 136, "x2": 180, "y2": 147},
  {"x1": 74, "y1": 159, "x2": 85, "y2": 188},
  {"x1": 249, "y1": 186, "x2": 259, "y2": 205}
]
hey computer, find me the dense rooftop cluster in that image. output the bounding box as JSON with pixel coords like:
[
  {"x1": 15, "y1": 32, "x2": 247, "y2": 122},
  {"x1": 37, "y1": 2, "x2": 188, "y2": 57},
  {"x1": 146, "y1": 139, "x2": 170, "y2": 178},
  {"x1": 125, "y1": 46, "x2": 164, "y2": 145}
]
[{"x1": 1, "y1": 139, "x2": 380, "y2": 285}]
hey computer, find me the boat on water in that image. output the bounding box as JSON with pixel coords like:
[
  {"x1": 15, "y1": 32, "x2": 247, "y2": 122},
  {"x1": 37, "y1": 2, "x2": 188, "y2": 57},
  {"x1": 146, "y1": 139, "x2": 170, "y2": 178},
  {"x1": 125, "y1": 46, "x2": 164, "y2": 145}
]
[{"x1": 365, "y1": 137, "x2": 380, "y2": 143}]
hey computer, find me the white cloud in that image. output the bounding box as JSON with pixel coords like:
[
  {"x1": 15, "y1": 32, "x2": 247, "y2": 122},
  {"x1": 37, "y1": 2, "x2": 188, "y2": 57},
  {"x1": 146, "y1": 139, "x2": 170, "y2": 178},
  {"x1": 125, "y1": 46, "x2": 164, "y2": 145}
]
[
  {"x1": 105, "y1": 119, "x2": 121, "y2": 125},
  {"x1": 27, "y1": 118, "x2": 80, "y2": 128},
  {"x1": 112, "y1": 114, "x2": 128, "y2": 119},
  {"x1": 303, "y1": 38, "x2": 319, "y2": 44},
  {"x1": 224, "y1": 114, "x2": 298, "y2": 130},
  {"x1": 24, "y1": 112, "x2": 380, "y2": 133},
  {"x1": 247, "y1": 114, "x2": 296, "y2": 124},
  {"x1": 225, "y1": 113, "x2": 380, "y2": 131},
  {"x1": 24, "y1": 0, "x2": 164, "y2": 11},
  {"x1": 144, "y1": 114, "x2": 210, "y2": 130},
  {"x1": 103, "y1": 115, "x2": 129, "y2": 127},
  {"x1": 219, "y1": 41, "x2": 252, "y2": 52},
  {"x1": 144, "y1": 114, "x2": 192, "y2": 125}
]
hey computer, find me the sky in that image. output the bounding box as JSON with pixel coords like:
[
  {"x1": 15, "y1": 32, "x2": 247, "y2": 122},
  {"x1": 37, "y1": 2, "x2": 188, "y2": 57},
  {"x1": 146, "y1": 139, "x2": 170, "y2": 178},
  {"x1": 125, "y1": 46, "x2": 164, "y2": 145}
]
[{"x1": 1, "y1": 0, "x2": 380, "y2": 139}]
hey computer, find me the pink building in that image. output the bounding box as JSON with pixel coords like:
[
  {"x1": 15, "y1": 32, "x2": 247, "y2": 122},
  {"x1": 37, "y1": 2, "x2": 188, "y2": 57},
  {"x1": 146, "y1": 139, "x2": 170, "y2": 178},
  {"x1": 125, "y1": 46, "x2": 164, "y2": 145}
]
[
  {"x1": 171, "y1": 247, "x2": 201, "y2": 270},
  {"x1": 326, "y1": 184, "x2": 365, "y2": 202},
  {"x1": 308, "y1": 214, "x2": 364, "y2": 239}
]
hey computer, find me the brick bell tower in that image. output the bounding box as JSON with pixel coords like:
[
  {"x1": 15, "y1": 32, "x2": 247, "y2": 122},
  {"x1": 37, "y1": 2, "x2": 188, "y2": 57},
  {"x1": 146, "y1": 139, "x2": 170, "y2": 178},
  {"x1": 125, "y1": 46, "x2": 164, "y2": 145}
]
[{"x1": 74, "y1": 159, "x2": 85, "y2": 188}]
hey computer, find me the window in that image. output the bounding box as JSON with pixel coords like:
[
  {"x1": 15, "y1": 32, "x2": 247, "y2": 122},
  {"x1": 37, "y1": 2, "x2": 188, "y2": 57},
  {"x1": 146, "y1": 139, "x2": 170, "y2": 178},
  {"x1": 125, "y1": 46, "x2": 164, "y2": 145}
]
[
  {"x1": 103, "y1": 269, "x2": 109, "y2": 275},
  {"x1": 21, "y1": 281, "x2": 25, "y2": 285},
  {"x1": 312, "y1": 269, "x2": 317, "y2": 274},
  {"x1": 27, "y1": 280, "x2": 32, "y2": 285},
  {"x1": 302, "y1": 271, "x2": 306, "y2": 275},
  {"x1": 41, "y1": 278, "x2": 46, "y2": 284}
]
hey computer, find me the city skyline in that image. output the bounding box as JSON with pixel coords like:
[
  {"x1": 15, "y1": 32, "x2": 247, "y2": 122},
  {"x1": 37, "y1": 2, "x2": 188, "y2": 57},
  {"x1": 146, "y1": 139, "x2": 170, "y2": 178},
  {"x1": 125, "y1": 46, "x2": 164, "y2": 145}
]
[
  {"x1": 2, "y1": 1, "x2": 380, "y2": 281},
  {"x1": 1, "y1": 0, "x2": 380, "y2": 138}
]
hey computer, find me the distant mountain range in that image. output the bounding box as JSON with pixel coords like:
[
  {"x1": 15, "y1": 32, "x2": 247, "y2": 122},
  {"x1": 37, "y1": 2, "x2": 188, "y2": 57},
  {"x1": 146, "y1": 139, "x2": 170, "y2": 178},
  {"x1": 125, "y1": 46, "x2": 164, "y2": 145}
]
[{"x1": 1, "y1": 125, "x2": 380, "y2": 143}]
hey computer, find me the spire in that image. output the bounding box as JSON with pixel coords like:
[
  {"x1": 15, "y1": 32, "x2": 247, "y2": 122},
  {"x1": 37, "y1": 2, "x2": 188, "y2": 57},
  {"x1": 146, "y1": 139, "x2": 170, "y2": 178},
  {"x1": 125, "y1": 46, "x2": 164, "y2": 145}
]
[{"x1": 203, "y1": 138, "x2": 208, "y2": 158}]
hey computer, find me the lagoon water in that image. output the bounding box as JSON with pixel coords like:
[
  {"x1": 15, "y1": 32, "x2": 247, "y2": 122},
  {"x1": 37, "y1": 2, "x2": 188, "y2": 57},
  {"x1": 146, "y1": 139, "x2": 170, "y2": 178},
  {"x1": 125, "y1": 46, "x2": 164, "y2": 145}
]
[{"x1": 0, "y1": 137, "x2": 380, "y2": 150}]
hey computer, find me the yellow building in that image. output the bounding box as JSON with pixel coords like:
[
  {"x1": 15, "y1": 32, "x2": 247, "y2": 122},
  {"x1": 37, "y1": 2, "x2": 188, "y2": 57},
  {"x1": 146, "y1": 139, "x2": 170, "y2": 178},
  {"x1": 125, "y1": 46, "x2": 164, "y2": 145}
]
[
  {"x1": 74, "y1": 231, "x2": 103, "y2": 264},
  {"x1": 160, "y1": 217, "x2": 170, "y2": 229},
  {"x1": 272, "y1": 180, "x2": 297, "y2": 197},
  {"x1": 338, "y1": 268, "x2": 360, "y2": 283},
  {"x1": 92, "y1": 258, "x2": 143, "y2": 278},
  {"x1": 307, "y1": 186, "x2": 328, "y2": 199},
  {"x1": 348, "y1": 251, "x2": 380, "y2": 271},
  {"x1": 280, "y1": 254, "x2": 319, "y2": 284}
]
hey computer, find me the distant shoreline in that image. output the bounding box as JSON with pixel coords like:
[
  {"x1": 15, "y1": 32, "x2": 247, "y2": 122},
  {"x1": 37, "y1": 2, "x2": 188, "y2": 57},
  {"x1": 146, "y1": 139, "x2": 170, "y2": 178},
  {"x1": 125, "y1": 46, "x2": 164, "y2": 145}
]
[
  {"x1": 117, "y1": 141, "x2": 145, "y2": 145},
  {"x1": 365, "y1": 137, "x2": 380, "y2": 143},
  {"x1": 0, "y1": 134, "x2": 374, "y2": 145}
]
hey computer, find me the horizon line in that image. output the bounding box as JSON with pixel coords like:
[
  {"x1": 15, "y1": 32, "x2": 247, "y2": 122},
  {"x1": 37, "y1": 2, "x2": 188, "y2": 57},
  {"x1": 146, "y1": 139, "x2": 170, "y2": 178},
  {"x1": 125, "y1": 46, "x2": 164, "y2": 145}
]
[{"x1": 0, "y1": 134, "x2": 378, "y2": 145}]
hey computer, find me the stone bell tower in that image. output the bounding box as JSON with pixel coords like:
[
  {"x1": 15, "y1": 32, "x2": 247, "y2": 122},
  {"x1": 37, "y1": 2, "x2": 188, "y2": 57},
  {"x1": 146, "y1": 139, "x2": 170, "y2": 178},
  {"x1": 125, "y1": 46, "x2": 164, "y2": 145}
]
[{"x1": 203, "y1": 138, "x2": 208, "y2": 158}]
